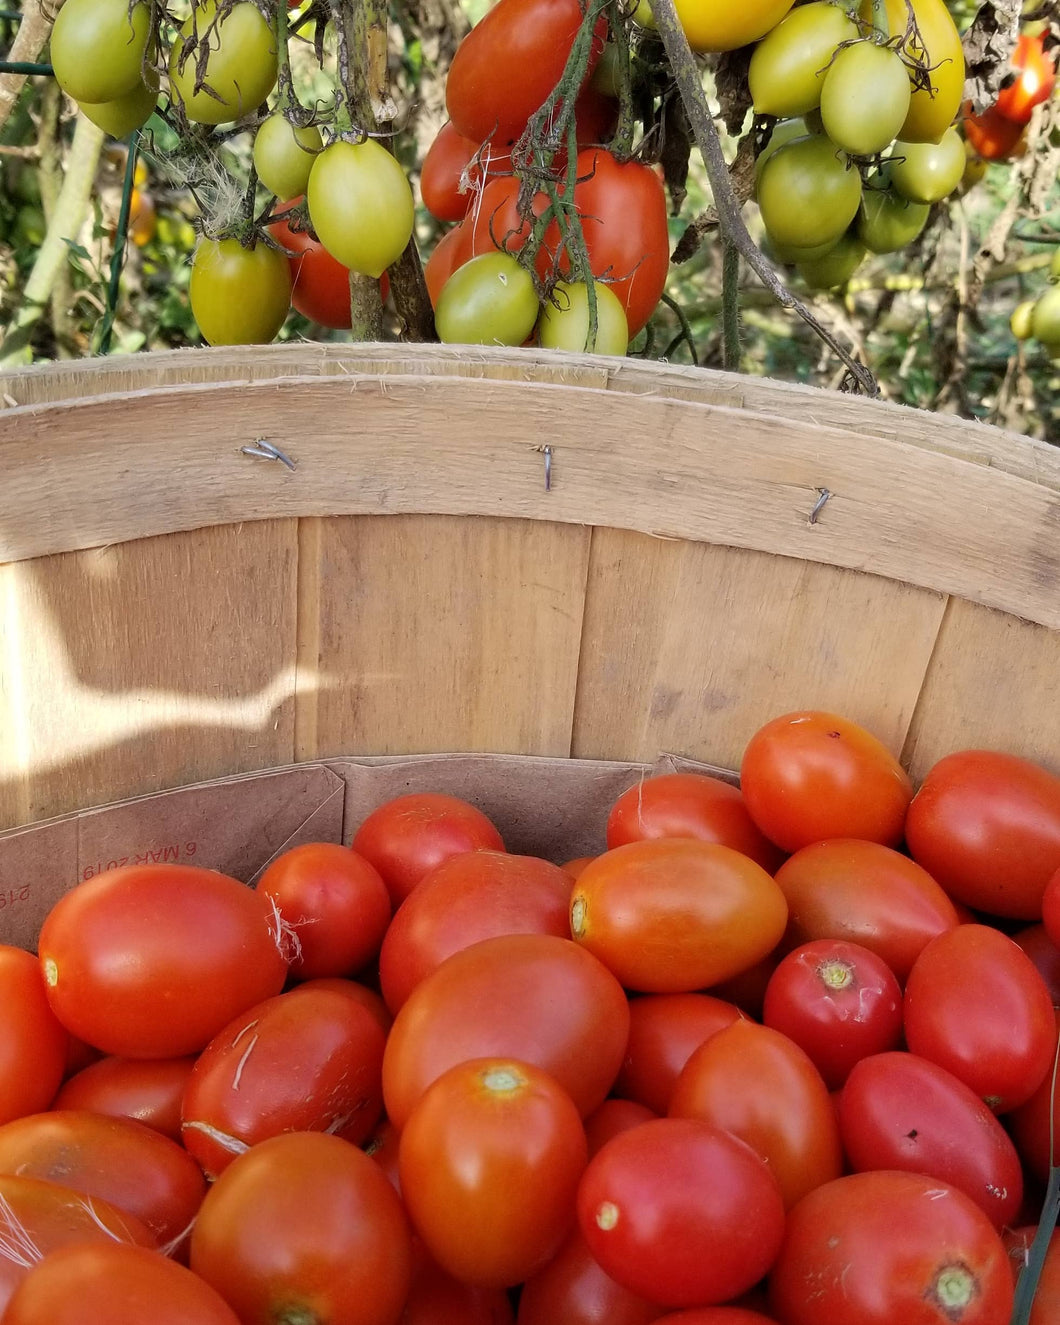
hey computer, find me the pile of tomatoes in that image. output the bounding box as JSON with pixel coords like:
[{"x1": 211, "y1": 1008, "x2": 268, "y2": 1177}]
[{"x1": 4, "y1": 707, "x2": 1060, "y2": 1322}]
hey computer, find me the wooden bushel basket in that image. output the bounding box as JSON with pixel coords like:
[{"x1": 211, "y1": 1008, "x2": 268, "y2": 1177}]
[{"x1": 1, "y1": 342, "x2": 1057, "y2": 840}]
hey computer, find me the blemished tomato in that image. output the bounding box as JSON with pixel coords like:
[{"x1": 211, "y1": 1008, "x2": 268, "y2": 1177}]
[
  {"x1": 605, "y1": 771, "x2": 785, "y2": 872},
  {"x1": 860, "y1": 0, "x2": 965, "y2": 144},
  {"x1": 435, "y1": 251, "x2": 540, "y2": 346},
  {"x1": 836, "y1": 1052, "x2": 1025, "y2": 1229},
  {"x1": 748, "y1": 2, "x2": 859, "y2": 117},
  {"x1": 537, "y1": 280, "x2": 629, "y2": 356},
  {"x1": 963, "y1": 101, "x2": 1026, "y2": 160},
  {"x1": 819, "y1": 41, "x2": 912, "y2": 156},
  {"x1": 673, "y1": 0, "x2": 795, "y2": 53},
  {"x1": 445, "y1": 0, "x2": 606, "y2": 144},
  {"x1": 584, "y1": 1098, "x2": 657, "y2": 1158},
  {"x1": 181, "y1": 986, "x2": 386, "y2": 1178},
  {"x1": 740, "y1": 710, "x2": 912, "y2": 853},
  {"x1": 0, "y1": 1109, "x2": 206, "y2": 1252},
  {"x1": 2, "y1": 1242, "x2": 240, "y2": 1325},
  {"x1": 769, "y1": 1170, "x2": 1013, "y2": 1325},
  {"x1": 381, "y1": 932, "x2": 630, "y2": 1128},
  {"x1": 399, "y1": 1058, "x2": 588, "y2": 1287},
  {"x1": 669, "y1": 1019, "x2": 843, "y2": 1211},
  {"x1": 168, "y1": 0, "x2": 278, "y2": 125},
  {"x1": 190, "y1": 237, "x2": 292, "y2": 346},
  {"x1": 856, "y1": 182, "x2": 930, "y2": 253},
  {"x1": 904, "y1": 749, "x2": 1060, "y2": 919},
  {"x1": 903, "y1": 923, "x2": 1056, "y2": 1111},
  {"x1": 269, "y1": 202, "x2": 388, "y2": 330},
  {"x1": 995, "y1": 31, "x2": 1056, "y2": 125},
  {"x1": 190, "y1": 1132, "x2": 412, "y2": 1325},
  {"x1": 421, "y1": 121, "x2": 511, "y2": 223},
  {"x1": 888, "y1": 128, "x2": 966, "y2": 203},
  {"x1": 761, "y1": 939, "x2": 903, "y2": 1089},
  {"x1": 402, "y1": 1249, "x2": 516, "y2": 1325},
  {"x1": 1012, "y1": 921, "x2": 1060, "y2": 1005},
  {"x1": 50, "y1": 0, "x2": 151, "y2": 105},
  {"x1": 307, "y1": 139, "x2": 415, "y2": 278},
  {"x1": 0, "y1": 1174, "x2": 156, "y2": 1314},
  {"x1": 516, "y1": 1225, "x2": 663, "y2": 1325},
  {"x1": 52, "y1": 1054, "x2": 195, "y2": 1142},
  {"x1": 378, "y1": 849, "x2": 572, "y2": 1013},
  {"x1": 771, "y1": 838, "x2": 960, "y2": 982},
  {"x1": 613, "y1": 992, "x2": 745, "y2": 1116},
  {"x1": 756, "y1": 136, "x2": 863, "y2": 253},
  {"x1": 256, "y1": 842, "x2": 391, "y2": 980},
  {"x1": 252, "y1": 113, "x2": 322, "y2": 202},
  {"x1": 37, "y1": 864, "x2": 289, "y2": 1059},
  {"x1": 0, "y1": 946, "x2": 68, "y2": 1125},
  {"x1": 578, "y1": 1118, "x2": 786, "y2": 1307},
  {"x1": 351, "y1": 792, "x2": 506, "y2": 908}
]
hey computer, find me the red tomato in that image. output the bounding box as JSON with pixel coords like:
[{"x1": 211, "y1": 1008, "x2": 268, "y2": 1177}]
[
  {"x1": 52, "y1": 1054, "x2": 195, "y2": 1142},
  {"x1": 296, "y1": 976, "x2": 393, "y2": 1033},
  {"x1": 995, "y1": 32, "x2": 1056, "y2": 125},
  {"x1": 364, "y1": 1117, "x2": 402, "y2": 1193},
  {"x1": 351, "y1": 792, "x2": 506, "y2": 908},
  {"x1": 605, "y1": 772, "x2": 785, "y2": 872},
  {"x1": 269, "y1": 202, "x2": 388, "y2": 329},
  {"x1": 381, "y1": 933, "x2": 630, "y2": 1128},
  {"x1": 463, "y1": 173, "x2": 552, "y2": 273},
  {"x1": 562, "y1": 855, "x2": 595, "y2": 879},
  {"x1": 583, "y1": 1097, "x2": 657, "y2": 1158},
  {"x1": 569, "y1": 839, "x2": 788, "y2": 993},
  {"x1": 378, "y1": 849, "x2": 572, "y2": 1013},
  {"x1": 648, "y1": 1313, "x2": 778, "y2": 1325},
  {"x1": 963, "y1": 101, "x2": 1026, "y2": 160},
  {"x1": 1012, "y1": 920, "x2": 1060, "y2": 1005},
  {"x1": 905, "y1": 749, "x2": 1060, "y2": 920},
  {"x1": 613, "y1": 992, "x2": 745, "y2": 1116},
  {"x1": 768, "y1": 1170, "x2": 1014, "y2": 1325},
  {"x1": 189, "y1": 1132, "x2": 412, "y2": 1325},
  {"x1": 577, "y1": 1117, "x2": 786, "y2": 1307},
  {"x1": 739, "y1": 710, "x2": 913, "y2": 852},
  {"x1": 1039, "y1": 866, "x2": 1060, "y2": 951},
  {"x1": 1005, "y1": 1012, "x2": 1060, "y2": 1185},
  {"x1": 398, "y1": 1057, "x2": 588, "y2": 1287},
  {"x1": 37, "y1": 864, "x2": 289, "y2": 1058},
  {"x1": 256, "y1": 842, "x2": 391, "y2": 980},
  {"x1": 445, "y1": 0, "x2": 606, "y2": 144},
  {"x1": 62, "y1": 1033, "x2": 101, "y2": 1079},
  {"x1": 425, "y1": 222, "x2": 471, "y2": 306},
  {"x1": 708, "y1": 954, "x2": 778, "y2": 1020},
  {"x1": 181, "y1": 986, "x2": 386, "y2": 1178},
  {"x1": 0, "y1": 1174, "x2": 156, "y2": 1314},
  {"x1": 402, "y1": 1249, "x2": 516, "y2": 1325},
  {"x1": 3, "y1": 1242, "x2": 240, "y2": 1325},
  {"x1": 0, "y1": 946, "x2": 68, "y2": 1125},
  {"x1": 516, "y1": 1225, "x2": 664, "y2": 1325},
  {"x1": 761, "y1": 939, "x2": 903, "y2": 1089},
  {"x1": 668, "y1": 1019, "x2": 842, "y2": 1210},
  {"x1": 421, "y1": 121, "x2": 513, "y2": 222},
  {"x1": 903, "y1": 923, "x2": 1055, "y2": 1111},
  {"x1": 771, "y1": 838, "x2": 960, "y2": 982},
  {"x1": 0, "y1": 1109, "x2": 206, "y2": 1253},
  {"x1": 837, "y1": 1052, "x2": 1024, "y2": 1228}
]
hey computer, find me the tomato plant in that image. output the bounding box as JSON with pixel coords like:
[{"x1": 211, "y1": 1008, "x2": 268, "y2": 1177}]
[
  {"x1": 189, "y1": 237, "x2": 292, "y2": 346},
  {"x1": 0, "y1": 946, "x2": 68, "y2": 1126}
]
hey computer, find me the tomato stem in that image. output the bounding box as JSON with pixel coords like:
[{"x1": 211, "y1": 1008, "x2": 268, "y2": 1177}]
[{"x1": 870, "y1": 0, "x2": 890, "y2": 41}]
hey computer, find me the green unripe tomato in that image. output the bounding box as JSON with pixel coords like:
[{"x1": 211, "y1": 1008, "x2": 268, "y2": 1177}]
[
  {"x1": 1050, "y1": 247, "x2": 1060, "y2": 281},
  {"x1": 796, "y1": 231, "x2": 866, "y2": 289},
  {"x1": 253, "y1": 114, "x2": 323, "y2": 201},
  {"x1": 50, "y1": 0, "x2": 152, "y2": 104},
  {"x1": 749, "y1": 2, "x2": 860, "y2": 118},
  {"x1": 1010, "y1": 299, "x2": 1036, "y2": 341},
  {"x1": 819, "y1": 40, "x2": 911, "y2": 157},
  {"x1": 757, "y1": 133, "x2": 862, "y2": 250},
  {"x1": 888, "y1": 128, "x2": 965, "y2": 204},
  {"x1": 1031, "y1": 285, "x2": 1060, "y2": 344},
  {"x1": 307, "y1": 138, "x2": 415, "y2": 278},
  {"x1": 78, "y1": 69, "x2": 159, "y2": 138},
  {"x1": 190, "y1": 237, "x2": 292, "y2": 345},
  {"x1": 169, "y1": 0, "x2": 278, "y2": 125},
  {"x1": 855, "y1": 185, "x2": 929, "y2": 253},
  {"x1": 755, "y1": 117, "x2": 819, "y2": 185},
  {"x1": 436, "y1": 252, "x2": 539, "y2": 346},
  {"x1": 761, "y1": 232, "x2": 840, "y2": 266},
  {"x1": 537, "y1": 280, "x2": 628, "y2": 356}
]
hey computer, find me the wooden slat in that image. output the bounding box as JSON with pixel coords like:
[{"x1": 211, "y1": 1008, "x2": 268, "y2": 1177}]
[
  {"x1": 299, "y1": 513, "x2": 591, "y2": 758},
  {"x1": 1, "y1": 374, "x2": 1057, "y2": 628},
  {"x1": 572, "y1": 529, "x2": 948, "y2": 770},
  {"x1": 902, "y1": 597, "x2": 1060, "y2": 781},
  {"x1": 0, "y1": 521, "x2": 299, "y2": 830}
]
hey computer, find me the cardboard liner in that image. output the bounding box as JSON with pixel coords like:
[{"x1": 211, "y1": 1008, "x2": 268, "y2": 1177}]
[{"x1": 0, "y1": 751, "x2": 738, "y2": 952}]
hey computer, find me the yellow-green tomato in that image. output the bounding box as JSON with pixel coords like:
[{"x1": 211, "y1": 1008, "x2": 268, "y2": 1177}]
[
  {"x1": 253, "y1": 114, "x2": 323, "y2": 201},
  {"x1": 1031, "y1": 286, "x2": 1060, "y2": 344},
  {"x1": 796, "y1": 231, "x2": 866, "y2": 289},
  {"x1": 888, "y1": 128, "x2": 965, "y2": 203},
  {"x1": 761, "y1": 232, "x2": 840, "y2": 265},
  {"x1": 819, "y1": 40, "x2": 911, "y2": 156},
  {"x1": 537, "y1": 280, "x2": 628, "y2": 356},
  {"x1": 307, "y1": 139, "x2": 415, "y2": 278},
  {"x1": 673, "y1": 0, "x2": 796, "y2": 53},
  {"x1": 855, "y1": 184, "x2": 929, "y2": 253},
  {"x1": 435, "y1": 252, "x2": 539, "y2": 347},
  {"x1": 78, "y1": 68, "x2": 159, "y2": 138},
  {"x1": 1051, "y1": 247, "x2": 1060, "y2": 281},
  {"x1": 50, "y1": 0, "x2": 152, "y2": 104},
  {"x1": 189, "y1": 237, "x2": 292, "y2": 345},
  {"x1": 1010, "y1": 299, "x2": 1036, "y2": 341},
  {"x1": 169, "y1": 0, "x2": 278, "y2": 125},
  {"x1": 757, "y1": 133, "x2": 862, "y2": 250},
  {"x1": 755, "y1": 117, "x2": 818, "y2": 184},
  {"x1": 860, "y1": 0, "x2": 964, "y2": 144},
  {"x1": 749, "y1": 2, "x2": 859, "y2": 118}
]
